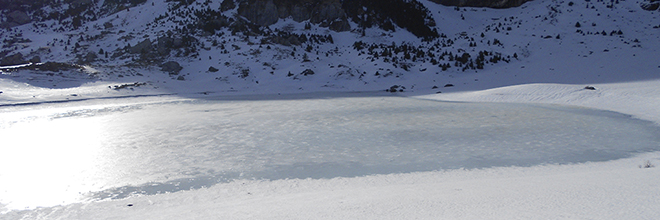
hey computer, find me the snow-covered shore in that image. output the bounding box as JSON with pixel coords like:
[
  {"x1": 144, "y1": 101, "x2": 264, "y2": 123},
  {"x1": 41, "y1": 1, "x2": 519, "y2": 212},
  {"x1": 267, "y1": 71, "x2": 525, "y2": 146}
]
[
  {"x1": 2, "y1": 79, "x2": 659, "y2": 220},
  {"x1": 7, "y1": 152, "x2": 660, "y2": 220},
  {"x1": 426, "y1": 79, "x2": 660, "y2": 125}
]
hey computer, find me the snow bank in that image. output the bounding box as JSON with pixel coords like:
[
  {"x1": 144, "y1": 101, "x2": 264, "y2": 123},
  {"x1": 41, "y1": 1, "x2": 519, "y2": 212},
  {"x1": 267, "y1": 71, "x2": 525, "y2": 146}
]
[{"x1": 423, "y1": 80, "x2": 660, "y2": 125}]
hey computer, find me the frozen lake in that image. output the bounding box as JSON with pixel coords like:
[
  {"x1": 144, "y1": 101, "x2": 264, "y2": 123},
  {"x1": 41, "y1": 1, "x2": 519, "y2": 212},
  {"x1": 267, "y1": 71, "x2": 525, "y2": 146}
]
[{"x1": 1, "y1": 93, "x2": 659, "y2": 211}]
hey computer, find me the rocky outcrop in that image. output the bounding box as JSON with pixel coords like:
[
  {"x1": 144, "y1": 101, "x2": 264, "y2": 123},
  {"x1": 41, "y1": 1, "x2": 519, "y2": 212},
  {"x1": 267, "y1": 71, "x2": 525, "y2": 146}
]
[
  {"x1": 238, "y1": 0, "x2": 279, "y2": 26},
  {"x1": 1, "y1": 53, "x2": 25, "y2": 66},
  {"x1": 342, "y1": 0, "x2": 438, "y2": 39},
  {"x1": 430, "y1": 0, "x2": 530, "y2": 8},
  {"x1": 78, "y1": 52, "x2": 97, "y2": 64},
  {"x1": 161, "y1": 61, "x2": 183, "y2": 74},
  {"x1": 641, "y1": 0, "x2": 660, "y2": 11},
  {"x1": 29, "y1": 56, "x2": 41, "y2": 63},
  {"x1": 2, "y1": 11, "x2": 31, "y2": 28},
  {"x1": 130, "y1": 39, "x2": 153, "y2": 54},
  {"x1": 8, "y1": 11, "x2": 31, "y2": 24},
  {"x1": 221, "y1": 0, "x2": 236, "y2": 11},
  {"x1": 237, "y1": 0, "x2": 351, "y2": 32}
]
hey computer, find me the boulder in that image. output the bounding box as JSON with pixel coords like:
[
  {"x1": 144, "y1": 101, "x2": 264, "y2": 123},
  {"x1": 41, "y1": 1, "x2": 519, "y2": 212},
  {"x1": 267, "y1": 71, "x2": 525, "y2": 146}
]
[
  {"x1": 157, "y1": 37, "x2": 173, "y2": 55},
  {"x1": 208, "y1": 66, "x2": 219, "y2": 72},
  {"x1": 301, "y1": 69, "x2": 315, "y2": 76},
  {"x1": 161, "y1": 61, "x2": 183, "y2": 74},
  {"x1": 104, "y1": 22, "x2": 114, "y2": 29},
  {"x1": 7, "y1": 11, "x2": 31, "y2": 25},
  {"x1": 30, "y1": 56, "x2": 41, "y2": 63}
]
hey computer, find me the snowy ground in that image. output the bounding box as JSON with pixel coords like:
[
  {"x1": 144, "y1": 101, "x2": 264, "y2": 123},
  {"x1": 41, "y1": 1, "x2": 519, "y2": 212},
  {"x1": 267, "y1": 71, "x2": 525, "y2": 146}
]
[{"x1": 2, "y1": 0, "x2": 660, "y2": 219}]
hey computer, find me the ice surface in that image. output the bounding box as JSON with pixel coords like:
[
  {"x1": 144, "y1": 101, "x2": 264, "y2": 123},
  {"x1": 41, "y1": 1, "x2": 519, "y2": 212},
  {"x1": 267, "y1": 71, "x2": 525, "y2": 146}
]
[{"x1": 1, "y1": 93, "x2": 659, "y2": 210}]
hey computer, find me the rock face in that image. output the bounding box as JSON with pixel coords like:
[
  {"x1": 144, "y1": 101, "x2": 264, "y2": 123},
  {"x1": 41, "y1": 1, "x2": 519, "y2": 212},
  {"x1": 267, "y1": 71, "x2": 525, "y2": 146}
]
[
  {"x1": 430, "y1": 0, "x2": 530, "y2": 8},
  {"x1": 237, "y1": 0, "x2": 351, "y2": 32},
  {"x1": 238, "y1": 0, "x2": 279, "y2": 26}
]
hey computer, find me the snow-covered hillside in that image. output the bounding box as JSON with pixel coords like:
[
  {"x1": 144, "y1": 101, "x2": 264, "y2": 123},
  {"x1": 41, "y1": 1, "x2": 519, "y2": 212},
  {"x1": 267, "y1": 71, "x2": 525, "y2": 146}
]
[{"x1": 1, "y1": 0, "x2": 657, "y2": 104}]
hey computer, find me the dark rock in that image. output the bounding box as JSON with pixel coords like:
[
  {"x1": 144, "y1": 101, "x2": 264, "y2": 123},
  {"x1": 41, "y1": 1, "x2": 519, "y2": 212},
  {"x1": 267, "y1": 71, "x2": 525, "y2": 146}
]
[
  {"x1": 238, "y1": 0, "x2": 279, "y2": 26},
  {"x1": 112, "y1": 82, "x2": 147, "y2": 90},
  {"x1": 641, "y1": 1, "x2": 660, "y2": 11},
  {"x1": 104, "y1": 22, "x2": 114, "y2": 29},
  {"x1": 301, "y1": 69, "x2": 315, "y2": 76},
  {"x1": 311, "y1": 1, "x2": 345, "y2": 24},
  {"x1": 328, "y1": 18, "x2": 351, "y2": 32},
  {"x1": 32, "y1": 62, "x2": 82, "y2": 72},
  {"x1": 1, "y1": 53, "x2": 25, "y2": 66},
  {"x1": 289, "y1": 4, "x2": 310, "y2": 21},
  {"x1": 387, "y1": 85, "x2": 406, "y2": 92},
  {"x1": 129, "y1": 39, "x2": 152, "y2": 54},
  {"x1": 72, "y1": 0, "x2": 93, "y2": 6},
  {"x1": 161, "y1": 61, "x2": 183, "y2": 74},
  {"x1": 7, "y1": 11, "x2": 31, "y2": 25},
  {"x1": 177, "y1": 75, "x2": 185, "y2": 81},
  {"x1": 584, "y1": 86, "x2": 596, "y2": 90},
  {"x1": 29, "y1": 56, "x2": 41, "y2": 63},
  {"x1": 78, "y1": 52, "x2": 97, "y2": 64},
  {"x1": 237, "y1": 0, "x2": 350, "y2": 31},
  {"x1": 208, "y1": 66, "x2": 219, "y2": 72},
  {"x1": 221, "y1": 0, "x2": 236, "y2": 11},
  {"x1": 342, "y1": 0, "x2": 436, "y2": 38},
  {"x1": 156, "y1": 37, "x2": 173, "y2": 56},
  {"x1": 444, "y1": 83, "x2": 454, "y2": 87}
]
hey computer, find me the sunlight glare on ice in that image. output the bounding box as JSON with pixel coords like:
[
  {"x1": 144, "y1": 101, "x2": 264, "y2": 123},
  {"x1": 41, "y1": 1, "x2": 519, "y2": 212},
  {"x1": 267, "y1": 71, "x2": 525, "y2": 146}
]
[{"x1": 0, "y1": 111, "x2": 109, "y2": 210}]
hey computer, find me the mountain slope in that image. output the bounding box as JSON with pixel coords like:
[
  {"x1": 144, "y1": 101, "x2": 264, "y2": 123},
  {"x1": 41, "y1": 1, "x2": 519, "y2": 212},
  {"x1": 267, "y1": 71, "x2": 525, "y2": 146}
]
[{"x1": 0, "y1": 0, "x2": 658, "y2": 103}]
